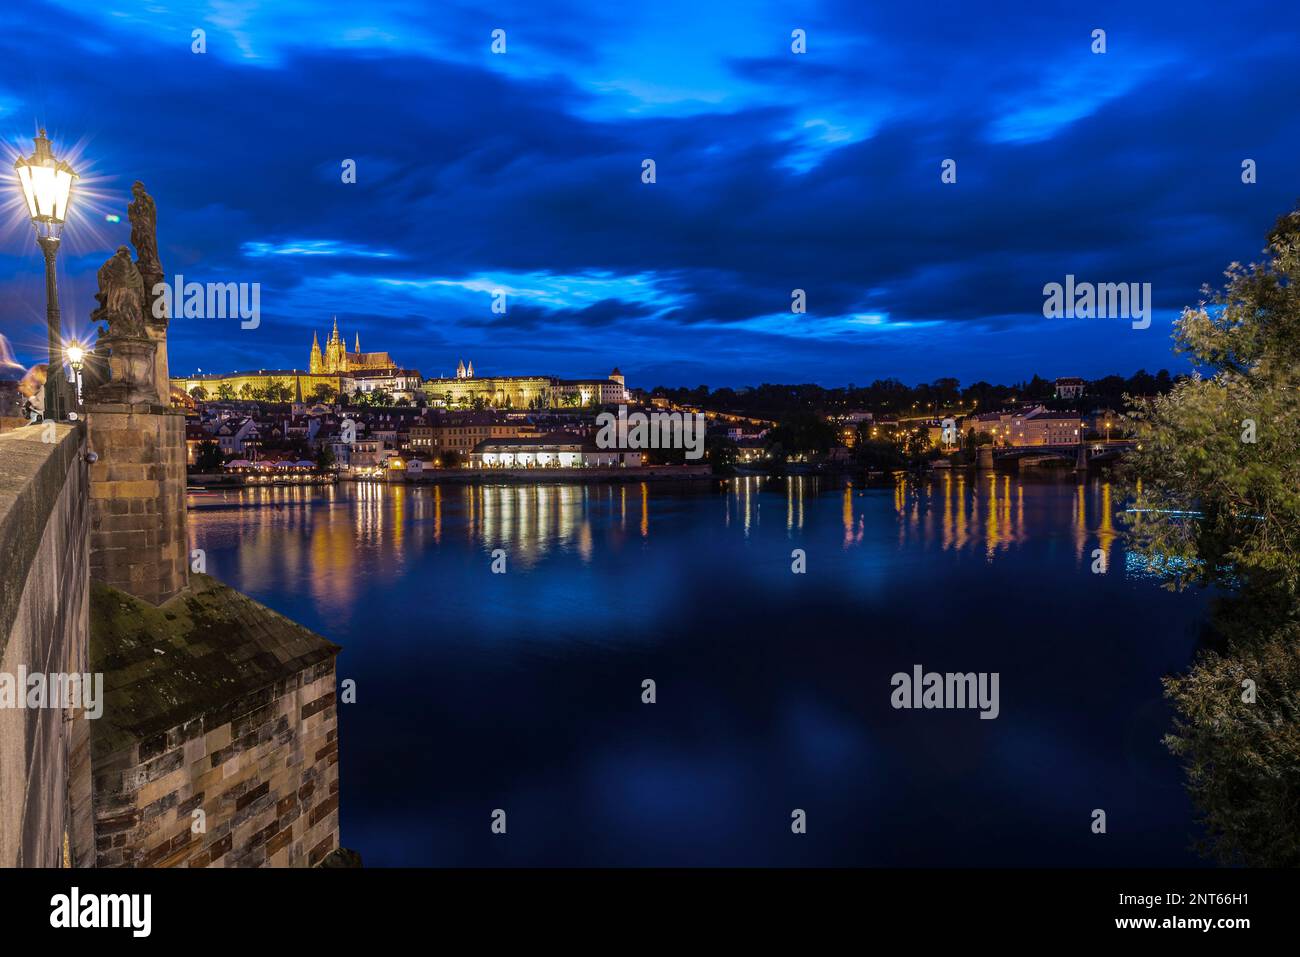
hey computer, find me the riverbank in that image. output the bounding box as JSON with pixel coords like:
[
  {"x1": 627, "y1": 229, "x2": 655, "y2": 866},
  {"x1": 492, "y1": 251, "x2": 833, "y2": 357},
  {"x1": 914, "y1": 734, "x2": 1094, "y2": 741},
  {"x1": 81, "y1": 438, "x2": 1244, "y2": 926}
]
[
  {"x1": 188, "y1": 473, "x2": 337, "y2": 489},
  {"x1": 365, "y1": 464, "x2": 713, "y2": 484},
  {"x1": 187, "y1": 464, "x2": 714, "y2": 488}
]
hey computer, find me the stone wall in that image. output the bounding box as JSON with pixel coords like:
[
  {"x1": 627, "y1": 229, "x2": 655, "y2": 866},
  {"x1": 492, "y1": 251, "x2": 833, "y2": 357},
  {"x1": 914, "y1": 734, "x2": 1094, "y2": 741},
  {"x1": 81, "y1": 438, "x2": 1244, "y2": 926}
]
[
  {"x1": 90, "y1": 575, "x2": 341, "y2": 867},
  {"x1": 0, "y1": 422, "x2": 95, "y2": 867},
  {"x1": 85, "y1": 402, "x2": 188, "y2": 605}
]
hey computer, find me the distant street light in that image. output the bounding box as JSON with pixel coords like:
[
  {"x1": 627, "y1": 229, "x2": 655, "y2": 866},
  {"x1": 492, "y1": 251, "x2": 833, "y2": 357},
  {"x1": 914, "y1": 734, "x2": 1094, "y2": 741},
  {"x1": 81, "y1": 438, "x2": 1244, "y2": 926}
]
[
  {"x1": 14, "y1": 129, "x2": 78, "y2": 421},
  {"x1": 66, "y1": 341, "x2": 85, "y2": 408}
]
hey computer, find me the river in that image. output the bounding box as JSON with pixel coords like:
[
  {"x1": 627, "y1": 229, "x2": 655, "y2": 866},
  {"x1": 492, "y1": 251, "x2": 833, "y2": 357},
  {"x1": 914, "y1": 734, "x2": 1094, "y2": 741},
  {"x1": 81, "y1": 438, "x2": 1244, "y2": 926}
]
[{"x1": 186, "y1": 473, "x2": 1209, "y2": 866}]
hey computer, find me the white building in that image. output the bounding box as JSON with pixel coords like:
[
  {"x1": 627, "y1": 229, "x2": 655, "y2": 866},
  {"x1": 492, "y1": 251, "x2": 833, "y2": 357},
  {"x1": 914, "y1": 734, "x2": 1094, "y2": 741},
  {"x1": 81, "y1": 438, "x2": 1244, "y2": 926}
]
[
  {"x1": 341, "y1": 368, "x2": 423, "y2": 402},
  {"x1": 214, "y1": 416, "x2": 257, "y2": 456},
  {"x1": 1054, "y1": 377, "x2": 1087, "y2": 399},
  {"x1": 325, "y1": 438, "x2": 352, "y2": 469},
  {"x1": 555, "y1": 370, "x2": 627, "y2": 407},
  {"x1": 470, "y1": 435, "x2": 643, "y2": 468}
]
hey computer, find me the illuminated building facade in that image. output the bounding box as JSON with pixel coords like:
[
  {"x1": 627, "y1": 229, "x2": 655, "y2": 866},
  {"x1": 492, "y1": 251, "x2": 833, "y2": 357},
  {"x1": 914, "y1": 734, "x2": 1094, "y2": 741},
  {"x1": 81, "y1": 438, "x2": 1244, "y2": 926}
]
[
  {"x1": 470, "y1": 435, "x2": 643, "y2": 468},
  {"x1": 961, "y1": 407, "x2": 1084, "y2": 446},
  {"x1": 422, "y1": 366, "x2": 628, "y2": 409},
  {"x1": 172, "y1": 370, "x2": 341, "y2": 402},
  {"x1": 409, "y1": 416, "x2": 534, "y2": 457}
]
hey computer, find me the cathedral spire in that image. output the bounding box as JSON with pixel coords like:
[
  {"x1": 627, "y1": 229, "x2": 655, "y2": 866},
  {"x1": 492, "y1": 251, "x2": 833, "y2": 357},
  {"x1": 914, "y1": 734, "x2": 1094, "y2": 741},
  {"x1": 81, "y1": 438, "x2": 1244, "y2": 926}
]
[
  {"x1": 355, "y1": 332, "x2": 361, "y2": 354},
  {"x1": 331, "y1": 315, "x2": 339, "y2": 341}
]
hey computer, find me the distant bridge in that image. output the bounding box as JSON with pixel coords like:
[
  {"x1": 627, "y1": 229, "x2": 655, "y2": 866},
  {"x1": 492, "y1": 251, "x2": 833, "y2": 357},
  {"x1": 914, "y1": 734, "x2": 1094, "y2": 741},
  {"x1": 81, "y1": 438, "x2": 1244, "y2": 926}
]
[
  {"x1": 992, "y1": 439, "x2": 1136, "y2": 458},
  {"x1": 986, "y1": 440, "x2": 1135, "y2": 469}
]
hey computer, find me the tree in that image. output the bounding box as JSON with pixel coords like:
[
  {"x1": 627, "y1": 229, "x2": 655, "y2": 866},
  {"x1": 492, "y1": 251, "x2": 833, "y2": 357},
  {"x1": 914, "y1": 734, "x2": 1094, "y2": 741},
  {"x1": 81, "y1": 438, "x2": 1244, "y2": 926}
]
[
  {"x1": 239, "y1": 383, "x2": 253, "y2": 400},
  {"x1": 705, "y1": 434, "x2": 738, "y2": 474},
  {"x1": 370, "y1": 389, "x2": 393, "y2": 407},
  {"x1": 644, "y1": 444, "x2": 686, "y2": 466},
  {"x1": 317, "y1": 444, "x2": 335, "y2": 470},
  {"x1": 193, "y1": 440, "x2": 223, "y2": 472},
  {"x1": 216, "y1": 382, "x2": 235, "y2": 400},
  {"x1": 765, "y1": 410, "x2": 837, "y2": 458},
  {"x1": 854, "y1": 424, "x2": 906, "y2": 470},
  {"x1": 1123, "y1": 206, "x2": 1300, "y2": 597},
  {"x1": 311, "y1": 383, "x2": 338, "y2": 404},
  {"x1": 1125, "y1": 205, "x2": 1300, "y2": 866},
  {"x1": 189, "y1": 386, "x2": 208, "y2": 401},
  {"x1": 1162, "y1": 626, "x2": 1300, "y2": 867},
  {"x1": 901, "y1": 426, "x2": 933, "y2": 464}
]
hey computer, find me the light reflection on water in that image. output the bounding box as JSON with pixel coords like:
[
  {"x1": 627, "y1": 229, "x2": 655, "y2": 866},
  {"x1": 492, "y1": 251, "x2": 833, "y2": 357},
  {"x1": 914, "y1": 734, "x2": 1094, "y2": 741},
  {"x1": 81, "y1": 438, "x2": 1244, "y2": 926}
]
[{"x1": 191, "y1": 473, "x2": 1127, "y2": 570}]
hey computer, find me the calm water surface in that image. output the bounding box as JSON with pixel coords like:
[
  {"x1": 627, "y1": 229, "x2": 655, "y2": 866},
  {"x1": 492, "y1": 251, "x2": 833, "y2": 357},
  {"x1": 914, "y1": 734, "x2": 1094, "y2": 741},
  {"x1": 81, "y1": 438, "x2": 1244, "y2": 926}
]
[{"x1": 187, "y1": 474, "x2": 1209, "y2": 866}]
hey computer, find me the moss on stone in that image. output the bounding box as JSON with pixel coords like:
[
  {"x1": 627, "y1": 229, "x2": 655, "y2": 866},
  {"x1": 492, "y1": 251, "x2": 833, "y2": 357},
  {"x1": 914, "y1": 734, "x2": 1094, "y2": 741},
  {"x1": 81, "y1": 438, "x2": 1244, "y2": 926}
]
[{"x1": 89, "y1": 573, "x2": 339, "y2": 759}]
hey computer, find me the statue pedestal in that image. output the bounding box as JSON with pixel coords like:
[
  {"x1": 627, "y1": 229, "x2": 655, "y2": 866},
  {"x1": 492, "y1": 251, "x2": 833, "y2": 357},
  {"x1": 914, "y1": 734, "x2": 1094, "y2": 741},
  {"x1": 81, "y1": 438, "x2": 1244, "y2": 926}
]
[
  {"x1": 90, "y1": 335, "x2": 157, "y2": 405},
  {"x1": 85, "y1": 399, "x2": 189, "y2": 606},
  {"x1": 146, "y1": 321, "x2": 170, "y2": 406},
  {"x1": 140, "y1": 261, "x2": 170, "y2": 407}
]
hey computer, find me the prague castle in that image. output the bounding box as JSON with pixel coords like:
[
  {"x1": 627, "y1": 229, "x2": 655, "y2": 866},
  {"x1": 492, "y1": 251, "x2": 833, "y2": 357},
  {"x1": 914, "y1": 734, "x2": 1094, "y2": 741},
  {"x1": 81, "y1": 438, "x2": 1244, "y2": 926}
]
[
  {"x1": 171, "y1": 316, "x2": 408, "y2": 403},
  {"x1": 310, "y1": 316, "x2": 396, "y2": 374},
  {"x1": 171, "y1": 319, "x2": 627, "y2": 409}
]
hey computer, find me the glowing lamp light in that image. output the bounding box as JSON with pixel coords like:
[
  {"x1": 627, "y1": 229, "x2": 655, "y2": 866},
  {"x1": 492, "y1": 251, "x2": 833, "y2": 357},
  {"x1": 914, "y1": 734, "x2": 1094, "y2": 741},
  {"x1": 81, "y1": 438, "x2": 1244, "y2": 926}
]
[
  {"x1": 65, "y1": 339, "x2": 86, "y2": 408},
  {"x1": 15, "y1": 129, "x2": 77, "y2": 242}
]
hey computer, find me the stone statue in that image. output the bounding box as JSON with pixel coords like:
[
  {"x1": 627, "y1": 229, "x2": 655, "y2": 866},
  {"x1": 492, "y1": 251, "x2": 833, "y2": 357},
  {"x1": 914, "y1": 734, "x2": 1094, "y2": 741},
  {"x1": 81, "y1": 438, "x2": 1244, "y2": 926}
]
[
  {"x1": 127, "y1": 180, "x2": 172, "y2": 404},
  {"x1": 129, "y1": 180, "x2": 168, "y2": 333},
  {"x1": 128, "y1": 181, "x2": 162, "y2": 281},
  {"x1": 91, "y1": 247, "x2": 148, "y2": 339},
  {"x1": 86, "y1": 246, "x2": 156, "y2": 404}
]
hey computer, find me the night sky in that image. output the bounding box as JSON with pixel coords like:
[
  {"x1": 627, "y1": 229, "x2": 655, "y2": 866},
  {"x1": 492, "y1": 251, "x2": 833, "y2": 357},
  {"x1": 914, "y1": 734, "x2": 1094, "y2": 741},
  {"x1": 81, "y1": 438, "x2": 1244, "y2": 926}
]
[{"x1": 1, "y1": 0, "x2": 1296, "y2": 390}]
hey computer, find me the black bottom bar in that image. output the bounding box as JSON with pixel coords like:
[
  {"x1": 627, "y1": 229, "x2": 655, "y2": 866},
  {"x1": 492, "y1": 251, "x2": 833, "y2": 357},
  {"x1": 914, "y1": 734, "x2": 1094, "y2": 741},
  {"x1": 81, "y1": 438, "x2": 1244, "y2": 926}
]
[{"x1": 2, "y1": 867, "x2": 1283, "y2": 943}]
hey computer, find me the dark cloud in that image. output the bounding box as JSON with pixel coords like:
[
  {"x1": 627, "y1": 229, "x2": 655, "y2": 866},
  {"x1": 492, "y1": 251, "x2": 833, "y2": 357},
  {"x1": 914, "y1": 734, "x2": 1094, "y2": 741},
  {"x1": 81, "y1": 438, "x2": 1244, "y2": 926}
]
[{"x1": 1, "y1": 0, "x2": 1296, "y2": 388}]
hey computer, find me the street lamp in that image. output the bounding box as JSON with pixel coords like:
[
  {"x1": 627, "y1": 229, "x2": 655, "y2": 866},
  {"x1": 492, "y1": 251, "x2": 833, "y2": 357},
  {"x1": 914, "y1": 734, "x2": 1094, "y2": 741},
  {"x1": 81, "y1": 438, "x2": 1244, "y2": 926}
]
[
  {"x1": 66, "y1": 341, "x2": 85, "y2": 408},
  {"x1": 15, "y1": 129, "x2": 78, "y2": 421}
]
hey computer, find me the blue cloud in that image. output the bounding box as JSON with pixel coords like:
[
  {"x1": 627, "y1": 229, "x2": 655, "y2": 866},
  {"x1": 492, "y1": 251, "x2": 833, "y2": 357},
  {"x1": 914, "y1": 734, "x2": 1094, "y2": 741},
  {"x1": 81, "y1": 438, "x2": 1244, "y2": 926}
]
[
  {"x1": 1, "y1": 0, "x2": 1297, "y2": 389},
  {"x1": 242, "y1": 240, "x2": 400, "y2": 259}
]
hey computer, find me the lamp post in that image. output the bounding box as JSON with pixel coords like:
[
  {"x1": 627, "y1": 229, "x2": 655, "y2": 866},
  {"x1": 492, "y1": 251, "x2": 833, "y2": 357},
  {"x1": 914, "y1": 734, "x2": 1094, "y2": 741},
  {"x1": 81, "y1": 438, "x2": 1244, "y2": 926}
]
[
  {"x1": 66, "y1": 341, "x2": 85, "y2": 409},
  {"x1": 14, "y1": 129, "x2": 78, "y2": 422}
]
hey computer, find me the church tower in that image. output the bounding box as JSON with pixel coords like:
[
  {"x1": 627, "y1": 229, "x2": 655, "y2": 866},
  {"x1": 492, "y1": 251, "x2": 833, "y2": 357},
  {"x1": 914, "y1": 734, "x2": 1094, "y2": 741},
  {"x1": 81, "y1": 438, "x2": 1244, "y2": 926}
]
[
  {"x1": 309, "y1": 316, "x2": 395, "y2": 377},
  {"x1": 325, "y1": 316, "x2": 346, "y2": 373}
]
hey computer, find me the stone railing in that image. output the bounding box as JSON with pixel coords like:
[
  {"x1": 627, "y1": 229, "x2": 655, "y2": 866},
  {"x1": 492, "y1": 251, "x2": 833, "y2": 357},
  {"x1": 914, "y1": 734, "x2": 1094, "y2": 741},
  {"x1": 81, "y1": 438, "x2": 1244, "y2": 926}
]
[{"x1": 0, "y1": 422, "x2": 95, "y2": 866}]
